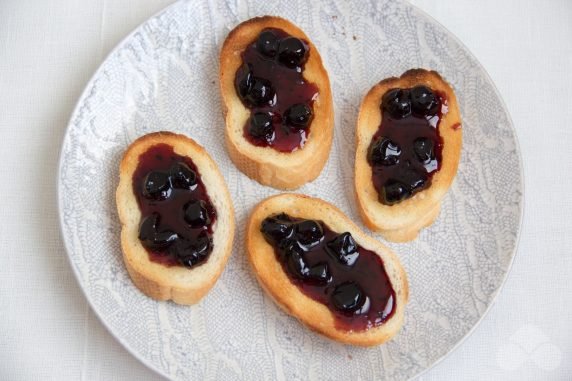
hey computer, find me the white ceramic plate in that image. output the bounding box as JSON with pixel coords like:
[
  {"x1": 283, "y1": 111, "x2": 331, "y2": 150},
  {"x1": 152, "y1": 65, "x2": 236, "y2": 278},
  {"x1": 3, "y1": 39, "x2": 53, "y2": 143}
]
[{"x1": 58, "y1": 0, "x2": 523, "y2": 379}]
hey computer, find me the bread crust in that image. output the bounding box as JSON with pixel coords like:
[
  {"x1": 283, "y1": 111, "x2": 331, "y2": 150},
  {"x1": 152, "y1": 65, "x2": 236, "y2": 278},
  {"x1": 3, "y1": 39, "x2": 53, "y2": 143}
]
[
  {"x1": 246, "y1": 194, "x2": 409, "y2": 346},
  {"x1": 219, "y1": 16, "x2": 334, "y2": 190},
  {"x1": 116, "y1": 132, "x2": 235, "y2": 305},
  {"x1": 355, "y1": 69, "x2": 462, "y2": 242}
]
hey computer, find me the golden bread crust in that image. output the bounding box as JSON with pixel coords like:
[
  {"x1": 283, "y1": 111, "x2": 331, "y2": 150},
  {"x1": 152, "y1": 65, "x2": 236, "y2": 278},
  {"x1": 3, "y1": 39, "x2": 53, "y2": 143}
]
[
  {"x1": 355, "y1": 69, "x2": 462, "y2": 242},
  {"x1": 246, "y1": 193, "x2": 408, "y2": 346},
  {"x1": 219, "y1": 16, "x2": 334, "y2": 190},
  {"x1": 116, "y1": 132, "x2": 235, "y2": 305}
]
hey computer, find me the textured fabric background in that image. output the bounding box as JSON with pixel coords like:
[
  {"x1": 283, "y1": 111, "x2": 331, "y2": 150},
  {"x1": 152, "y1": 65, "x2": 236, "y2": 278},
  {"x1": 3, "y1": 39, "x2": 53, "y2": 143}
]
[{"x1": 0, "y1": 0, "x2": 570, "y2": 380}]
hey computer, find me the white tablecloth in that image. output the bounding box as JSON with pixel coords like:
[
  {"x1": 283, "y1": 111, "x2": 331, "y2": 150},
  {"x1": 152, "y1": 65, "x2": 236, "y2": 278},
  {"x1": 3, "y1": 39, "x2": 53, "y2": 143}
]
[{"x1": 1, "y1": 0, "x2": 570, "y2": 379}]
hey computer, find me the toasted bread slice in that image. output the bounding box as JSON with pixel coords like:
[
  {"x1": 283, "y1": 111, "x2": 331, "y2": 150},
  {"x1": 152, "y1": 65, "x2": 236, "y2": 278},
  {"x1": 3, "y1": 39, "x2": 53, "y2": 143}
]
[
  {"x1": 246, "y1": 194, "x2": 408, "y2": 346},
  {"x1": 116, "y1": 132, "x2": 234, "y2": 305},
  {"x1": 219, "y1": 16, "x2": 334, "y2": 190},
  {"x1": 355, "y1": 69, "x2": 462, "y2": 242}
]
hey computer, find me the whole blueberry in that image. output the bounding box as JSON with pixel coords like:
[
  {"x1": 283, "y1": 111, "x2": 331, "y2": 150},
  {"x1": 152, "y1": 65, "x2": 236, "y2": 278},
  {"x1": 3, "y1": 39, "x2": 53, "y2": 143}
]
[
  {"x1": 244, "y1": 77, "x2": 275, "y2": 107},
  {"x1": 331, "y1": 282, "x2": 367, "y2": 313},
  {"x1": 235, "y1": 63, "x2": 253, "y2": 100},
  {"x1": 261, "y1": 214, "x2": 294, "y2": 245},
  {"x1": 278, "y1": 238, "x2": 306, "y2": 261},
  {"x1": 307, "y1": 263, "x2": 331, "y2": 285},
  {"x1": 170, "y1": 162, "x2": 197, "y2": 190},
  {"x1": 326, "y1": 232, "x2": 360, "y2": 267},
  {"x1": 138, "y1": 213, "x2": 178, "y2": 250},
  {"x1": 295, "y1": 220, "x2": 324, "y2": 249},
  {"x1": 368, "y1": 137, "x2": 401, "y2": 166},
  {"x1": 183, "y1": 200, "x2": 211, "y2": 228},
  {"x1": 285, "y1": 103, "x2": 313, "y2": 130},
  {"x1": 248, "y1": 112, "x2": 274, "y2": 141},
  {"x1": 382, "y1": 88, "x2": 412, "y2": 119},
  {"x1": 142, "y1": 171, "x2": 171, "y2": 200},
  {"x1": 410, "y1": 85, "x2": 439, "y2": 116},
  {"x1": 286, "y1": 249, "x2": 310, "y2": 279},
  {"x1": 171, "y1": 233, "x2": 211, "y2": 268},
  {"x1": 256, "y1": 30, "x2": 279, "y2": 57},
  {"x1": 277, "y1": 37, "x2": 308, "y2": 68},
  {"x1": 381, "y1": 180, "x2": 410, "y2": 205},
  {"x1": 413, "y1": 137, "x2": 435, "y2": 164}
]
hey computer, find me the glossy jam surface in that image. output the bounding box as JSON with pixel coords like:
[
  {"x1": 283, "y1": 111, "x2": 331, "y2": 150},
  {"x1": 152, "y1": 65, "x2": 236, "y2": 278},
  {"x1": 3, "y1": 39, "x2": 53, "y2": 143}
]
[
  {"x1": 235, "y1": 28, "x2": 318, "y2": 152},
  {"x1": 368, "y1": 86, "x2": 447, "y2": 205},
  {"x1": 132, "y1": 144, "x2": 216, "y2": 267},
  {"x1": 260, "y1": 213, "x2": 396, "y2": 331}
]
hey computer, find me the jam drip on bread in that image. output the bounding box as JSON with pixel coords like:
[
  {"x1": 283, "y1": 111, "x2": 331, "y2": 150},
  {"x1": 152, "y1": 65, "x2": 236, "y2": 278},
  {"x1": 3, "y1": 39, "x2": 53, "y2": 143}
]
[
  {"x1": 132, "y1": 144, "x2": 217, "y2": 268},
  {"x1": 235, "y1": 28, "x2": 318, "y2": 152},
  {"x1": 261, "y1": 213, "x2": 396, "y2": 331},
  {"x1": 368, "y1": 86, "x2": 446, "y2": 205}
]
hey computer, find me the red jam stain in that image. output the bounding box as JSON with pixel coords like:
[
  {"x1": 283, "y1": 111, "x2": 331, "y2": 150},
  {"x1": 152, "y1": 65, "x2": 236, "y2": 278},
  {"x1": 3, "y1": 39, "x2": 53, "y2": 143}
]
[
  {"x1": 368, "y1": 87, "x2": 447, "y2": 205},
  {"x1": 132, "y1": 144, "x2": 216, "y2": 267},
  {"x1": 235, "y1": 28, "x2": 318, "y2": 152},
  {"x1": 261, "y1": 214, "x2": 396, "y2": 331}
]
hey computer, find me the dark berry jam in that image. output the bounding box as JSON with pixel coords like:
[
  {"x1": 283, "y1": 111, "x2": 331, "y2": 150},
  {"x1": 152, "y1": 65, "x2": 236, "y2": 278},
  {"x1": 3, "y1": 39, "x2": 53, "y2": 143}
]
[
  {"x1": 235, "y1": 28, "x2": 318, "y2": 152},
  {"x1": 132, "y1": 144, "x2": 217, "y2": 268},
  {"x1": 261, "y1": 213, "x2": 396, "y2": 331},
  {"x1": 368, "y1": 86, "x2": 447, "y2": 205}
]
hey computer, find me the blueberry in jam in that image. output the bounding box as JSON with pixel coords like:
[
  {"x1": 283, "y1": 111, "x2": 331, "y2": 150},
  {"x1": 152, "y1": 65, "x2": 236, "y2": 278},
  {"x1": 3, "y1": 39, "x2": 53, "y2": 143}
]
[
  {"x1": 142, "y1": 171, "x2": 172, "y2": 200},
  {"x1": 381, "y1": 167, "x2": 430, "y2": 205},
  {"x1": 332, "y1": 282, "x2": 368, "y2": 313},
  {"x1": 247, "y1": 77, "x2": 276, "y2": 107},
  {"x1": 382, "y1": 89, "x2": 411, "y2": 119},
  {"x1": 184, "y1": 200, "x2": 211, "y2": 227},
  {"x1": 285, "y1": 248, "x2": 310, "y2": 278},
  {"x1": 368, "y1": 137, "x2": 401, "y2": 166},
  {"x1": 248, "y1": 112, "x2": 275, "y2": 141},
  {"x1": 381, "y1": 180, "x2": 410, "y2": 206},
  {"x1": 257, "y1": 30, "x2": 279, "y2": 57},
  {"x1": 326, "y1": 232, "x2": 359, "y2": 267},
  {"x1": 410, "y1": 85, "x2": 439, "y2": 116},
  {"x1": 369, "y1": 86, "x2": 446, "y2": 205},
  {"x1": 261, "y1": 213, "x2": 294, "y2": 244},
  {"x1": 138, "y1": 213, "x2": 179, "y2": 250},
  {"x1": 169, "y1": 232, "x2": 211, "y2": 268},
  {"x1": 277, "y1": 37, "x2": 308, "y2": 69},
  {"x1": 284, "y1": 244, "x2": 331, "y2": 285},
  {"x1": 260, "y1": 214, "x2": 396, "y2": 331},
  {"x1": 170, "y1": 162, "x2": 197, "y2": 190},
  {"x1": 133, "y1": 144, "x2": 217, "y2": 268},
  {"x1": 295, "y1": 220, "x2": 324, "y2": 249},
  {"x1": 285, "y1": 103, "x2": 313, "y2": 130},
  {"x1": 413, "y1": 137, "x2": 435, "y2": 164},
  {"x1": 236, "y1": 28, "x2": 318, "y2": 152},
  {"x1": 236, "y1": 63, "x2": 254, "y2": 100},
  {"x1": 307, "y1": 263, "x2": 331, "y2": 284},
  {"x1": 138, "y1": 213, "x2": 158, "y2": 242},
  {"x1": 235, "y1": 64, "x2": 276, "y2": 107},
  {"x1": 278, "y1": 237, "x2": 306, "y2": 258}
]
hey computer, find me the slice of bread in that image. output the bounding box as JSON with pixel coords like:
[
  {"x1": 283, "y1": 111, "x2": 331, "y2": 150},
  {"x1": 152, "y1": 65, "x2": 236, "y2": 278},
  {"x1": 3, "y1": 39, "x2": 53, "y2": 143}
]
[
  {"x1": 219, "y1": 16, "x2": 334, "y2": 190},
  {"x1": 355, "y1": 69, "x2": 462, "y2": 242},
  {"x1": 116, "y1": 132, "x2": 234, "y2": 305},
  {"x1": 246, "y1": 193, "x2": 408, "y2": 346}
]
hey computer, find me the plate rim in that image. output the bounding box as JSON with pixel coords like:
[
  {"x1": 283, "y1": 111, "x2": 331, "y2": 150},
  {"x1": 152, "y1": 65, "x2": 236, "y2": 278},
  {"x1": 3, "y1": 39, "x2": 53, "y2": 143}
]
[
  {"x1": 56, "y1": 0, "x2": 525, "y2": 379},
  {"x1": 402, "y1": 2, "x2": 525, "y2": 379},
  {"x1": 56, "y1": 1, "x2": 184, "y2": 379}
]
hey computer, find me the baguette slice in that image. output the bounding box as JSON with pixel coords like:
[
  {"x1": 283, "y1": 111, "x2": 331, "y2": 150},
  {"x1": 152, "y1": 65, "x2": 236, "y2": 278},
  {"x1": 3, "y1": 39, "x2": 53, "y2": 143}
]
[
  {"x1": 220, "y1": 16, "x2": 334, "y2": 190},
  {"x1": 246, "y1": 194, "x2": 408, "y2": 346},
  {"x1": 116, "y1": 132, "x2": 234, "y2": 305},
  {"x1": 355, "y1": 69, "x2": 462, "y2": 242}
]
